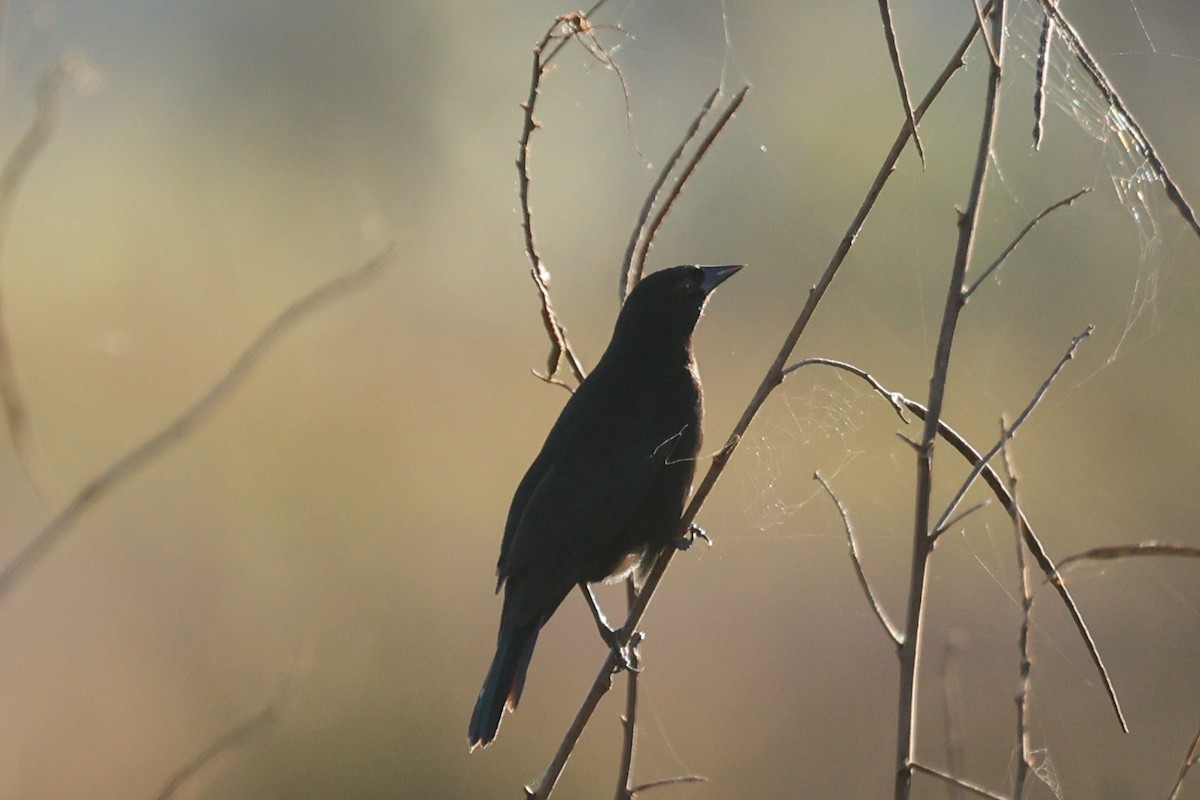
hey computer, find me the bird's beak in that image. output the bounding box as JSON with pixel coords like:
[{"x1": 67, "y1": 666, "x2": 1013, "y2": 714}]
[{"x1": 698, "y1": 264, "x2": 744, "y2": 293}]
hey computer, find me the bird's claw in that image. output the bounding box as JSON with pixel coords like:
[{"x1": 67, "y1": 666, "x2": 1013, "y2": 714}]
[
  {"x1": 676, "y1": 523, "x2": 712, "y2": 551},
  {"x1": 601, "y1": 626, "x2": 643, "y2": 674}
]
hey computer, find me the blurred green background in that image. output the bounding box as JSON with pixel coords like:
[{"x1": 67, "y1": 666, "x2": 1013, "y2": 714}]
[{"x1": 0, "y1": 1, "x2": 1197, "y2": 797}]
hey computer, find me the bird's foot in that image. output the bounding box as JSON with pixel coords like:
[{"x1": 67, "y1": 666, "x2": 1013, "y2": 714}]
[
  {"x1": 675, "y1": 523, "x2": 712, "y2": 551},
  {"x1": 600, "y1": 626, "x2": 643, "y2": 674}
]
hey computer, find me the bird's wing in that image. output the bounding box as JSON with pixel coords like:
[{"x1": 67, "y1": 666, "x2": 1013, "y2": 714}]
[{"x1": 499, "y1": 406, "x2": 686, "y2": 626}]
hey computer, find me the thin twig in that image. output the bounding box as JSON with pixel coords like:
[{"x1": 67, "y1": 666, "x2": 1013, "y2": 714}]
[
  {"x1": 620, "y1": 87, "x2": 721, "y2": 302},
  {"x1": 910, "y1": 761, "x2": 1008, "y2": 800},
  {"x1": 1038, "y1": 0, "x2": 1200, "y2": 239},
  {"x1": 933, "y1": 501, "x2": 989, "y2": 538},
  {"x1": 930, "y1": 325, "x2": 1092, "y2": 538},
  {"x1": 628, "y1": 775, "x2": 708, "y2": 795},
  {"x1": 1050, "y1": 542, "x2": 1200, "y2": 576},
  {"x1": 529, "y1": 12, "x2": 989, "y2": 796},
  {"x1": 971, "y1": 0, "x2": 1000, "y2": 67},
  {"x1": 1033, "y1": 3, "x2": 1055, "y2": 149},
  {"x1": 1168, "y1": 723, "x2": 1200, "y2": 800},
  {"x1": 814, "y1": 470, "x2": 901, "y2": 646},
  {"x1": 963, "y1": 187, "x2": 1091, "y2": 298},
  {"x1": 875, "y1": 0, "x2": 926, "y2": 166},
  {"x1": 1000, "y1": 430, "x2": 1033, "y2": 799},
  {"x1": 899, "y1": 4, "x2": 1006, "y2": 797},
  {"x1": 0, "y1": 59, "x2": 70, "y2": 485},
  {"x1": 630, "y1": 86, "x2": 750, "y2": 282},
  {"x1": 0, "y1": 245, "x2": 395, "y2": 605}
]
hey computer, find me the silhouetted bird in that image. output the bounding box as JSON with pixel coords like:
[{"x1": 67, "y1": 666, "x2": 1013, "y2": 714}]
[{"x1": 468, "y1": 263, "x2": 742, "y2": 750}]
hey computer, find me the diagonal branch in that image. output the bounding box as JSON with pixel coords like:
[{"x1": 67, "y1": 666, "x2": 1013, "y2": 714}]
[
  {"x1": 0, "y1": 245, "x2": 395, "y2": 606},
  {"x1": 1050, "y1": 542, "x2": 1200, "y2": 575},
  {"x1": 1168, "y1": 722, "x2": 1200, "y2": 800},
  {"x1": 963, "y1": 187, "x2": 1091, "y2": 298},
  {"x1": 814, "y1": 470, "x2": 901, "y2": 646},
  {"x1": 1038, "y1": 0, "x2": 1200, "y2": 240},
  {"x1": 909, "y1": 761, "x2": 1007, "y2": 800},
  {"x1": 874, "y1": 0, "x2": 926, "y2": 166}
]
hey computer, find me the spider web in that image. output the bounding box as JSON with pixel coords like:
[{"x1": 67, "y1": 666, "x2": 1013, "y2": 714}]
[{"x1": 1003, "y1": 0, "x2": 1200, "y2": 365}]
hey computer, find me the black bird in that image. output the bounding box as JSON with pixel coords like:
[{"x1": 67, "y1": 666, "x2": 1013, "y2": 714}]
[{"x1": 468, "y1": 263, "x2": 742, "y2": 750}]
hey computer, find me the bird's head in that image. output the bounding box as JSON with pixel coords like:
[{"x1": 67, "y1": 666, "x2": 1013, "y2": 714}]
[{"x1": 613, "y1": 264, "x2": 743, "y2": 348}]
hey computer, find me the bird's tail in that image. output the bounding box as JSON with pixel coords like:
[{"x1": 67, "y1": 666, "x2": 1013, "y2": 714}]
[{"x1": 468, "y1": 620, "x2": 539, "y2": 750}]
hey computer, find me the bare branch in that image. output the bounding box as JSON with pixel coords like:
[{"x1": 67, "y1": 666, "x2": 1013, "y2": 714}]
[
  {"x1": 971, "y1": 0, "x2": 1000, "y2": 67},
  {"x1": 1038, "y1": 0, "x2": 1200, "y2": 239},
  {"x1": 1051, "y1": 542, "x2": 1200, "y2": 577},
  {"x1": 628, "y1": 775, "x2": 708, "y2": 795},
  {"x1": 909, "y1": 761, "x2": 1008, "y2": 800},
  {"x1": 814, "y1": 470, "x2": 901, "y2": 646},
  {"x1": 963, "y1": 187, "x2": 1091, "y2": 299},
  {"x1": 1168, "y1": 722, "x2": 1200, "y2": 800},
  {"x1": 0, "y1": 246, "x2": 395, "y2": 605},
  {"x1": 931, "y1": 326, "x2": 1092, "y2": 539},
  {"x1": 620, "y1": 87, "x2": 721, "y2": 302},
  {"x1": 1033, "y1": 4, "x2": 1055, "y2": 149},
  {"x1": 874, "y1": 0, "x2": 926, "y2": 166}
]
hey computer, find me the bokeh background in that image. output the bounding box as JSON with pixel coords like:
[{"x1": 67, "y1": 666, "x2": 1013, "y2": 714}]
[{"x1": 0, "y1": 0, "x2": 1196, "y2": 797}]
